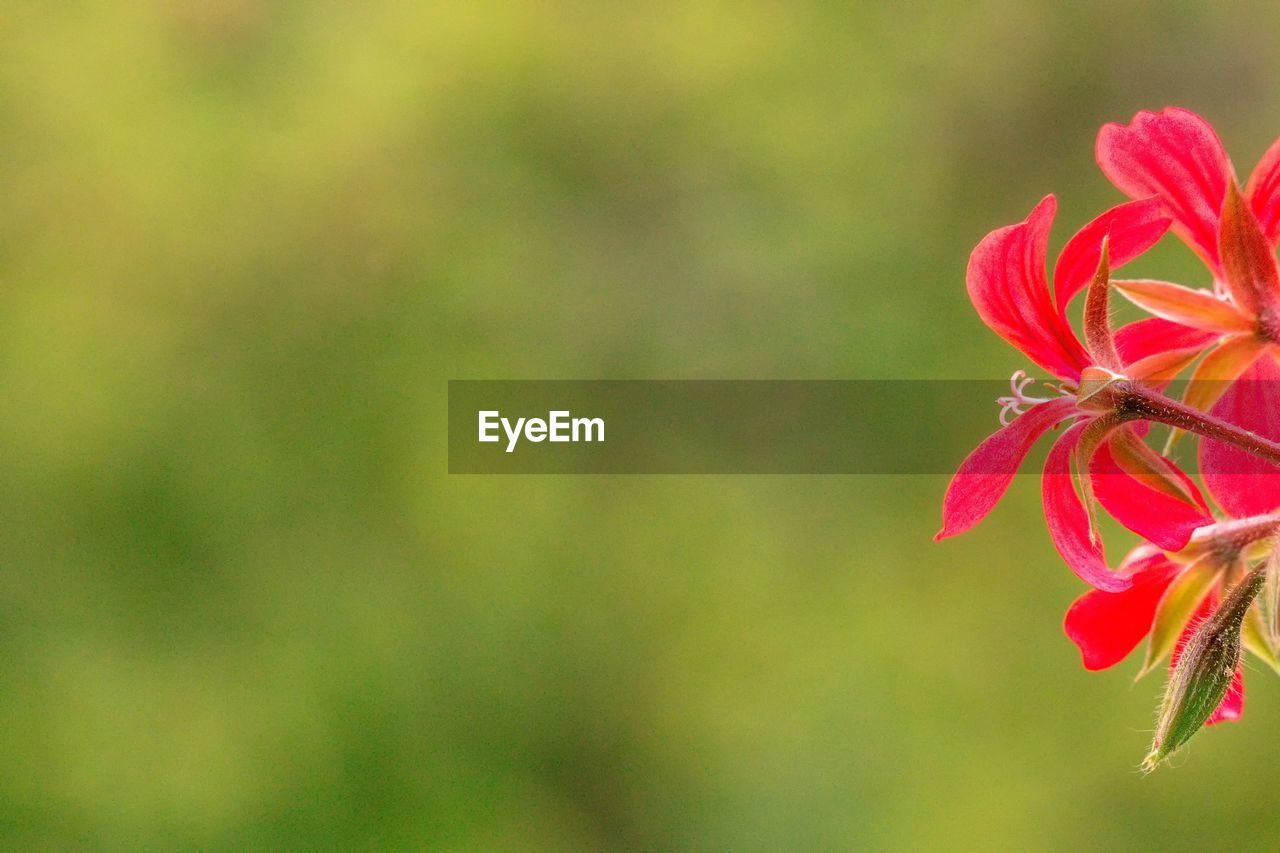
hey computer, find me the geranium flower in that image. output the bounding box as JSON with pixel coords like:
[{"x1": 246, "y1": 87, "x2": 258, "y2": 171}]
[
  {"x1": 937, "y1": 195, "x2": 1217, "y2": 592},
  {"x1": 1064, "y1": 512, "x2": 1280, "y2": 730},
  {"x1": 937, "y1": 111, "x2": 1280, "y2": 768},
  {"x1": 1098, "y1": 108, "x2": 1280, "y2": 514}
]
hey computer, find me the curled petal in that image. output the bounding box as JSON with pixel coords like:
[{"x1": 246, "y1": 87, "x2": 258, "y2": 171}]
[
  {"x1": 967, "y1": 196, "x2": 1090, "y2": 381},
  {"x1": 1245, "y1": 134, "x2": 1280, "y2": 245},
  {"x1": 936, "y1": 397, "x2": 1078, "y2": 539},
  {"x1": 1097, "y1": 108, "x2": 1235, "y2": 273},
  {"x1": 1091, "y1": 433, "x2": 1212, "y2": 551},
  {"x1": 1053, "y1": 197, "x2": 1171, "y2": 312},
  {"x1": 1064, "y1": 547, "x2": 1181, "y2": 670},
  {"x1": 1043, "y1": 422, "x2": 1132, "y2": 592}
]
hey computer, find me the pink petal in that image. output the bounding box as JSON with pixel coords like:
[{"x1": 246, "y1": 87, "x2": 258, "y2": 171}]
[
  {"x1": 1042, "y1": 422, "x2": 1133, "y2": 592},
  {"x1": 1053, "y1": 197, "x2": 1171, "y2": 312},
  {"x1": 1096, "y1": 108, "x2": 1236, "y2": 273},
  {"x1": 1199, "y1": 354, "x2": 1280, "y2": 517},
  {"x1": 1113, "y1": 317, "x2": 1219, "y2": 366},
  {"x1": 937, "y1": 397, "x2": 1078, "y2": 539},
  {"x1": 1090, "y1": 440, "x2": 1212, "y2": 551},
  {"x1": 1246, "y1": 134, "x2": 1280, "y2": 245},
  {"x1": 1064, "y1": 547, "x2": 1181, "y2": 670},
  {"x1": 967, "y1": 196, "x2": 1091, "y2": 381}
]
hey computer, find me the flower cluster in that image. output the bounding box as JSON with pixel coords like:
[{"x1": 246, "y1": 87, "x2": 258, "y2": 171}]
[{"x1": 938, "y1": 108, "x2": 1280, "y2": 769}]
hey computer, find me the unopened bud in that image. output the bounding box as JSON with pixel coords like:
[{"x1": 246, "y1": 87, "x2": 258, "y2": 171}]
[{"x1": 1142, "y1": 566, "x2": 1266, "y2": 773}]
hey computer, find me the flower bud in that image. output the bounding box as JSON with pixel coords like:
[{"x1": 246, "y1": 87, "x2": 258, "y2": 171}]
[{"x1": 1142, "y1": 566, "x2": 1266, "y2": 773}]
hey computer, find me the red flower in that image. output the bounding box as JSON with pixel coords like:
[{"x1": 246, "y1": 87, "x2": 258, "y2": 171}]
[
  {"x1": 1064, "y1": 513, "x2": 1280, "y2": 726},
  {"x1": 1098, "y1": 108, "x2": 1280, "y2": 514},
  {"x1": 937, "y1": 195, "x2": 1216, "y2": 592}
]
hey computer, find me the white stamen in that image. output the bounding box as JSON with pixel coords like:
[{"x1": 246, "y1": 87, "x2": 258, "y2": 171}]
[{"x1": 995, "y1": 369, "x2": 1058, "y2": 425}]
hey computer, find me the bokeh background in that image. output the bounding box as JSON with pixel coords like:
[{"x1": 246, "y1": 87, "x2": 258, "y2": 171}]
[{"x1": 4, "y1": 2, "x2": 1280, "y2": 848}]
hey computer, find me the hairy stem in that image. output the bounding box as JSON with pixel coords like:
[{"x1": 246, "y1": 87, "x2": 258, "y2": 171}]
[{"x1": 1119, "y1": 382, "x2": 1280, "y2": 468}]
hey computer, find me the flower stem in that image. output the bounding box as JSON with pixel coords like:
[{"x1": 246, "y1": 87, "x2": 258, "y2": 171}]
[
  {"x1": 1120, "y1": 382, "x2": 1280, "y2": 468},
  {"x1": 1176, "y1": 513, "x2": 1280, "y2": 563}
]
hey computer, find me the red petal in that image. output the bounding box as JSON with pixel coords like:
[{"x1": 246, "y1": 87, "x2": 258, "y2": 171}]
[
  {"x1": 937, "y1": 397, "x2": 1078, "y2": 539},
  {"x1": 1200, "y1": 355, "x2": 1280, "y2": 517},
  {"x1": 1096, "y1": 108, "x2": 1235, "y2": 273},
  {"x1": 1053, "y1": 197, "x2": 1171, "y2": 312},
  {"x1": 1114, "y1": 316, "x2": 1219, "y2": 400},
  {"x1": 967, "y1": 196, "x2": 1091, "y2": 381},
  {"x1": 1113, "y1": 317, "x2": 1219, "y2": 366},
  {"x1": 1090, "y1": 440, "x2": 1212, "y2": 551},
  {"x1": 1064, "y1": 547, "x2": 1181, "y2": 670},
  {"x1": 1246, "y1": 134, "x2": 1280, "y2": 245},
  {"x1": 1042, "y1": 422, "x2": 1132, "y2": 592}
]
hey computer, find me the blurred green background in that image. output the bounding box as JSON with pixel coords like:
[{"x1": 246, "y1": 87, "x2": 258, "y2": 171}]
[{"x1": 4, "y1": 2, "x2": 1280, "y2": 849}]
